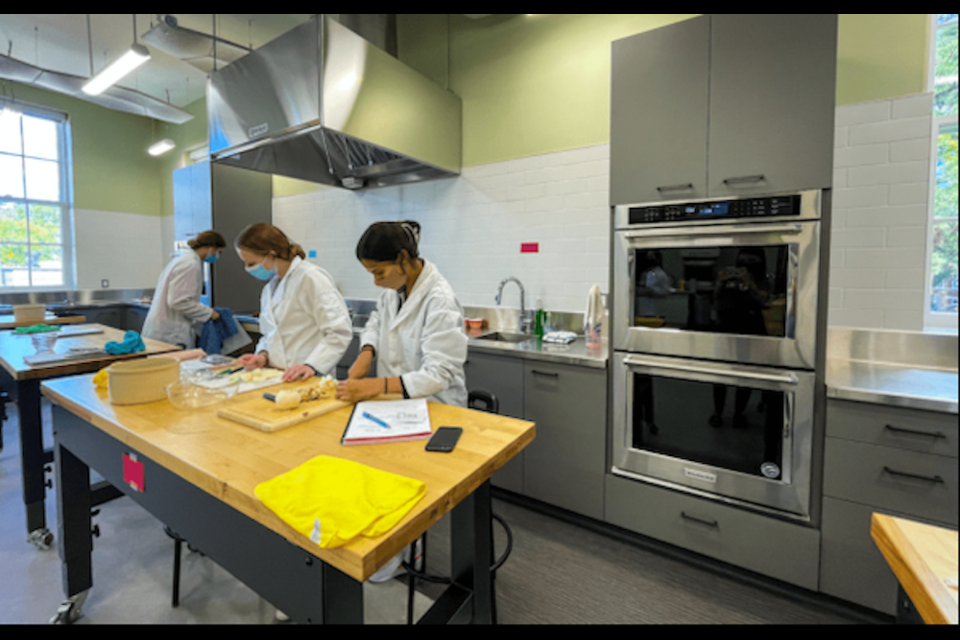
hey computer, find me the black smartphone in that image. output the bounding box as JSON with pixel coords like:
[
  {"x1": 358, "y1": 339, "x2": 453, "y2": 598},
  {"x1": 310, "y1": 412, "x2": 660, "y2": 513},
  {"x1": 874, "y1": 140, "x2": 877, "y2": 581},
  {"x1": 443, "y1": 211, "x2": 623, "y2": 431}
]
[{"x1": 425, "y1": 427, "x2": 463, "y2": 452}]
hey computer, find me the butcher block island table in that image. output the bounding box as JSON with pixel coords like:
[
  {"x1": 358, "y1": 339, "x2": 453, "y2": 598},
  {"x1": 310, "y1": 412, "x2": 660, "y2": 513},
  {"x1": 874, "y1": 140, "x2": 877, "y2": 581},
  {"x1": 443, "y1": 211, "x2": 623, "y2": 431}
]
[
  {"x1": 871, "y1": 513, "x2": 958, "y2": 625},
  {"x1": 0, "y1": 324, "x2": 180, "y2": 548},
  {"x1": 41, "y1": 374, "x2": 535, "y2": 624}
]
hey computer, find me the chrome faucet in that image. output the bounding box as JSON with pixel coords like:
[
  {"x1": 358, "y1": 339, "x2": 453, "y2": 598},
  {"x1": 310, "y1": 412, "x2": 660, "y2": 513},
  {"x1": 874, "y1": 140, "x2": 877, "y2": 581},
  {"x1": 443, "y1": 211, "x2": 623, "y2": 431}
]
[{"x1": 495, "y1": 276, "x2": 533, "y2": 334}]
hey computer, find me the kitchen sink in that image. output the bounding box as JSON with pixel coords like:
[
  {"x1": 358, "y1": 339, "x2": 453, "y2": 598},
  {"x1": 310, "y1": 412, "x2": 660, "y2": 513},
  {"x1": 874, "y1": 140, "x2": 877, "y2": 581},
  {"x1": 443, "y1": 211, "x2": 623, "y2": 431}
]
[{"x1": 474, "y1": 331, "x2": 536, "y2": 343}]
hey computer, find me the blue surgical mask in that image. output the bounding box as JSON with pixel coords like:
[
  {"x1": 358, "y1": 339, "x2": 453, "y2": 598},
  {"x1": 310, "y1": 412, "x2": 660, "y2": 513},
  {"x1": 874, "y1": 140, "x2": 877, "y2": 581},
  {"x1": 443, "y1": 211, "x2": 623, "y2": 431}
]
[
  {"x1": 204, "y1": 253, "x2": 219, "y2": 264},
  {"x1": 246, "y1": 262, "x2": 276, "y2": 281}
]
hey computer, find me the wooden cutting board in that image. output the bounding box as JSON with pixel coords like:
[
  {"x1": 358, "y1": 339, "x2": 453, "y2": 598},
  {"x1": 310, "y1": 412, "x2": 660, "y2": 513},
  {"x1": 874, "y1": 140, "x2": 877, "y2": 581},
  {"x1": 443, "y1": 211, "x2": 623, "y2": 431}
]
[{"x1": 217, "y1": 392, "x2": 351, "y2": 433}]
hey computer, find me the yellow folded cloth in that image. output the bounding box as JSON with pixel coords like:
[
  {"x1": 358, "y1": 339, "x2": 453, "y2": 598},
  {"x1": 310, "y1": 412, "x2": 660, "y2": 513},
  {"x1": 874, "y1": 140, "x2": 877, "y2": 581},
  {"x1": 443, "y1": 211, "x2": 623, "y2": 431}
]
[
  {"x1": 92, "y1": 368, "x2": 109, "y2": 389},
  {"x1": 255, "y1": 455, "x2": 426, "y2": 549}
]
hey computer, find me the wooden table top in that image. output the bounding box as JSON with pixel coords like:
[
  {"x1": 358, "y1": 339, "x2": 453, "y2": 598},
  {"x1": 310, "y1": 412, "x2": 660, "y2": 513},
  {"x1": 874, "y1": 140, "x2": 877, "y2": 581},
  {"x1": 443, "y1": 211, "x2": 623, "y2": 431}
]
[
  {"x1": 871, "y1": 513, "x2": 959, "y2": 625},
  {"x1": 41, "y1": 374, "x2": 536, "y2": 583},
  {"x1": 0, "y1": 313, "x2": 86, "y2": 329},
  {"x1": 0, "y1": 324, "x2": 181, "y2": 380}
]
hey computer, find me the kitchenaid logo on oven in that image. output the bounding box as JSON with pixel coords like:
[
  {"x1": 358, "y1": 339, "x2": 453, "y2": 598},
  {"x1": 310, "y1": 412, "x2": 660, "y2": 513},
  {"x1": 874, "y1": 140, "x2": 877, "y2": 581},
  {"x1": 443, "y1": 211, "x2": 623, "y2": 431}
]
[{"x1": 684, "y1": 467, "x2": 717, "y2": 484}]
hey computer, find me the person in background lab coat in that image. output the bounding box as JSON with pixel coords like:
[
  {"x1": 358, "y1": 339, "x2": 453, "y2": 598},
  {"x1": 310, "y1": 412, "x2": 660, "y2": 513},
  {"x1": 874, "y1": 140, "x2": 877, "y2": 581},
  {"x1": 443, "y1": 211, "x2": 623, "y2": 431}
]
[
  {"x1": 234, "y1": 223, "x2": 351, "y2": 382},
  {"x1": 142, "y1": 230, "x2": 225, "y2": 348},
  {"x1": 336, "y1": 221, "x2": 468, "y2": 407}
]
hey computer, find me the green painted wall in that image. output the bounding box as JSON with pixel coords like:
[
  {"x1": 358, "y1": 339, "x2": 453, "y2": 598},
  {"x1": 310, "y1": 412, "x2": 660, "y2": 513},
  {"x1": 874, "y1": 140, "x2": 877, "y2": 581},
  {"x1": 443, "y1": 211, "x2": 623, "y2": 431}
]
[{"x1": 398, "y1": 13, "x2": 931, "y2": 168}]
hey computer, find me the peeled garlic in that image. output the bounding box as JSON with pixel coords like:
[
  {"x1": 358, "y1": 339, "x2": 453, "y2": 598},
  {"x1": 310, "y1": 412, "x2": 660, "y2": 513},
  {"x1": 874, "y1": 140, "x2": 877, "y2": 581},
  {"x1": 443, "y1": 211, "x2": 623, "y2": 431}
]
[{"x1": 275, "y1": 389, "x2": 301, "y2": 410}]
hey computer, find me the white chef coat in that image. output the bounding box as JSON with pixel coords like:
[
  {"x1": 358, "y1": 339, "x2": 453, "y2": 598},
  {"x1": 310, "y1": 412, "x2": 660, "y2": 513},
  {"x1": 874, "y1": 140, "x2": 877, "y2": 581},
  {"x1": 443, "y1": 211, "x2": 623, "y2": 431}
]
[
  {"x1": 142, "y1": 250, "x2": 212, "y2": 347},
  {"x1": 256, "y1": 256, "x2": 352, "y2": 375},
  {"x1": 360, "y1": 260, "x2": 468, "y2": 407}
]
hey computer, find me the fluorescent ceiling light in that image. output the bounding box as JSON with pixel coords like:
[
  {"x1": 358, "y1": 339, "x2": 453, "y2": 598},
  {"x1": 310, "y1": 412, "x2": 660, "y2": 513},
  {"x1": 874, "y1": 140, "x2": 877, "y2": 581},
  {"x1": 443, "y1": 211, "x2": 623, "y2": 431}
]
[
  {"x1": 148, "y1": 138, "x2": 176, "y2": 156},
  {"x1": 82, "y1": 44, "x2": 151, "y2": 96}
]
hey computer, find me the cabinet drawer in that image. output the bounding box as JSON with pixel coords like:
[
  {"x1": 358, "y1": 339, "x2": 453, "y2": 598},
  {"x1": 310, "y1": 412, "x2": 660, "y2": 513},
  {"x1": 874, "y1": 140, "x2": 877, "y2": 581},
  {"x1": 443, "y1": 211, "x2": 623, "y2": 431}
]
[
  {"x1": 823, "y1": 438, "x2": 958, "y2": 526},
  {"x1": 819, "y1": 497, "x2": 899, "y2": 615},
  {"x1": 827, "y1": 399, "x2": 958, "y2": 458},
  {"x1": 605, "y1": 474, "x2": 820, "y2": 590}
]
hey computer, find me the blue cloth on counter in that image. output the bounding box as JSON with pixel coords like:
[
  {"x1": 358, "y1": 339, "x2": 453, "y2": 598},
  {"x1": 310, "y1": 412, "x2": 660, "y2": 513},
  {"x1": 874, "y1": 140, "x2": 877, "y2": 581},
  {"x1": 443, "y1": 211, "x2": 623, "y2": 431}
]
[
  {"x1": 104, "y1": 330, "x2": 146, "y2": 355},
  {"x1": 198, "y1": 307, "x2": 238, "y2": 355}
]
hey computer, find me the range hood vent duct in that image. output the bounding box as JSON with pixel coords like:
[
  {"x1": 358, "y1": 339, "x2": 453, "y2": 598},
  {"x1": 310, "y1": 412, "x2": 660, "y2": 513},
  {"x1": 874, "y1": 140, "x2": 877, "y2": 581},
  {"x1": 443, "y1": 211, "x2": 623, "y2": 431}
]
[{"x1": 207, "y1": 15, "x2": 460, "y2": 191}]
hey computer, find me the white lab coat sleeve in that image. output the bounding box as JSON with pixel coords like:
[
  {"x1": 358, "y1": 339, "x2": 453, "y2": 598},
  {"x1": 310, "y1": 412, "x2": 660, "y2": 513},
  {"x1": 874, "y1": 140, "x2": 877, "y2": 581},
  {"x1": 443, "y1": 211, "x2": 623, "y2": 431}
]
[
  {"x1": 360, "y1": 292, "x2": 387, "y2": 352},
  {"x1": 399, "y1": 298, "x2": 467, "y2": 399},
  {"x1": 166, "y1": 260, "x2": 212, "y2": 323},
  {"x1": 255, "y1": 286, "x2": 273, "y2": 355},
  {"x1": 301, "y1": 276, "x2": 352, "y2": 375}
]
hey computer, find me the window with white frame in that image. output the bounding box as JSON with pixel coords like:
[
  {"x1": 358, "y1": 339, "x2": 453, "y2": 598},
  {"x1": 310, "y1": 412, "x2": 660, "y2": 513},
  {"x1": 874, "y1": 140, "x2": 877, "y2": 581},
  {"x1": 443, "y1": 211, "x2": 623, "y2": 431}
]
[
  {"x1": 0, "y1": 100, "x2": 74, "y2": 290},
  {"x1": 926, "y1": 14, "x2": 958, "y2": 329}
]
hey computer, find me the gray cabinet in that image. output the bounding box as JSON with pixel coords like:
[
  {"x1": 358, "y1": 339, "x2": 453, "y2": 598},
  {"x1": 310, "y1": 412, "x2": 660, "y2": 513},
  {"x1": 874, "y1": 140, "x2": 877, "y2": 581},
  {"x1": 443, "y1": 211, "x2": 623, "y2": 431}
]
[
  {"x1": 464, "y1": 352, "x2": 525, "y2": 492},
  {"x1": 610, "y1": 14, "x2": 837, "y2": 206},
  {"x1": 523, "y1": 361, "x2": 607, "y2": 520},
  {"x1": 610, "y1": 15, "x2": 710, "y2": 205},
  {"x1": 818, "y1": 399, "x2": 959, "y2": 614},
  {"x1": 707, "y1": 14, "x2": 838, "y2": 196}
]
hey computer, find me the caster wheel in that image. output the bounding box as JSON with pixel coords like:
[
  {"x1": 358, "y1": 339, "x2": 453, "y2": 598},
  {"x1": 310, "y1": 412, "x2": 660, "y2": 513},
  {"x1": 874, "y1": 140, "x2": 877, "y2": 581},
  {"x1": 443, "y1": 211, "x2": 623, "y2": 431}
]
[
  {"x1": 28, "y1": 528, "x2": 54, "y2": 551},
  {"x1": 50, "y1": 591, "x2": 88, "y2": 624}
]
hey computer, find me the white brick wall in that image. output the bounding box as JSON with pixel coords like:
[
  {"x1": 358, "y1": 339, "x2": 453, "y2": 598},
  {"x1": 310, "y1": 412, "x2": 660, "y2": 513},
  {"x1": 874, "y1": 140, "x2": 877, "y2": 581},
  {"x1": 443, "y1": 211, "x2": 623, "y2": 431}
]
[
  {"x1": 74, "y1": 208, "x2": 166, "y2": 290},
  {"x1": 830, "y1": 92, "x2": 933, "y2": 330},
  {"x1": 273, "y1": 144, "x2": 611, "y2": 313}
]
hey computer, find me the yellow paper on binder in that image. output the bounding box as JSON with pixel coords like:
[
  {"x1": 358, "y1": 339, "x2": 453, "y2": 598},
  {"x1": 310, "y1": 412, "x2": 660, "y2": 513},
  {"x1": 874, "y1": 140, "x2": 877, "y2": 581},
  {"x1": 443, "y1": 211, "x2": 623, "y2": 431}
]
[{"x1": 254, "y1": 455, "x2": 426, "y2": 549}]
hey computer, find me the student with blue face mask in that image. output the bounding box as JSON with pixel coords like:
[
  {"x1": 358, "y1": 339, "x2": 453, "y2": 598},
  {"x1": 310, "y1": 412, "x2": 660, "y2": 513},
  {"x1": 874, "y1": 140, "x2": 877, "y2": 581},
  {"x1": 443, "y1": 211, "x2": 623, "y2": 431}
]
[
  {"x1": 142, "y1": 230, "x2": 225, "y2": 348},
  {"x1": 234, "y1": 223, "x2": 352, "y2": 382}
]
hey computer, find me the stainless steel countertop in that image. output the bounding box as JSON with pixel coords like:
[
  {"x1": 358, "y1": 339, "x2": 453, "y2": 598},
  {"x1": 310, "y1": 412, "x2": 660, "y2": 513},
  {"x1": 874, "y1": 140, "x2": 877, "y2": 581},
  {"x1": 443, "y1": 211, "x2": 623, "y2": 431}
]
[
  {"x1": 467, "y1": 332, "x2": 608, "y2": 369},
  {"x1": 826, "y1": 358, "x2": 958, "y2": 415}
]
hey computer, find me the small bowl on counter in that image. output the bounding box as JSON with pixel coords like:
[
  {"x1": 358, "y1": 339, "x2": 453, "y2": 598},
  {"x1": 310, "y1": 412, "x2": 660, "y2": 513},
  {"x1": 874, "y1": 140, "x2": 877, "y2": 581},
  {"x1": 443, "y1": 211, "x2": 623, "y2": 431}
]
[{"x1": 165, "y1": 380, "x2": 237, "y2": 410}]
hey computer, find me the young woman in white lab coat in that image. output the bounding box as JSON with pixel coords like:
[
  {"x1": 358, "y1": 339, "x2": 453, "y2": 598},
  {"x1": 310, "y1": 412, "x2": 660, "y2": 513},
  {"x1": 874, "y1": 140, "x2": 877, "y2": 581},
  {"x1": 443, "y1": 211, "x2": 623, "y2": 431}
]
[
  {"x1": 142, "y1": 231, "x2": 225, "y2": 348},
  {"x1": 336, "y1": 221, "x2": 468, "y2": 407},
  {"x1": 234, "y1": 223, "x2": 352, "y2": 382}
]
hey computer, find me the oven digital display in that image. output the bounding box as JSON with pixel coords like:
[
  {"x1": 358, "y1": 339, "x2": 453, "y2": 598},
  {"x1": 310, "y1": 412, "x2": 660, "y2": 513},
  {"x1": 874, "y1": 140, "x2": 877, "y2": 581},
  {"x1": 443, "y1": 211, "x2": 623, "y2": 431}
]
[{"x1": 628, "y1": 195, "x2": 800, "y2": 225}]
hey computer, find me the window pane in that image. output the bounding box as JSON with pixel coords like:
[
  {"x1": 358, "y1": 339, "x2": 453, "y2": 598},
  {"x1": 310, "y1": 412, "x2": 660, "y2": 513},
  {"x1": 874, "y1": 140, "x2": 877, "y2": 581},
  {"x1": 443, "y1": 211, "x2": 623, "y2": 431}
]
[
  {"x1": 28, "y1": 204, "x2": 62, "y2": 245},
  {"x1": 935, "y1": 126, "x2": 959, "y2": 219},
  {"x1": 935, "y1": 21, "x2": 958, "y2": 117},
  {"x1": 930, "y1": 220, "x2": 958, "y2": 314},
  {"x1": 0, "y1": 110, "x2": 22, "y2": 155},
  {"x1": 0, "y1": 154, "x2": 24, "y2": 198},
  {"x1": 0, "y1": 201, "x2": 28, "y2": 242},
  {"x1": 31, "y1": 244, "x2": 63, "y2": 287},
  {"x1": 24, "y1": 157, "x2": 59, "y2": 201},
  {"x1": 22, "y1": 114, "x2": 59, "y2": 161},
  {"x1": 0, "y1": 244, "x2": 29, "y2": 287}
]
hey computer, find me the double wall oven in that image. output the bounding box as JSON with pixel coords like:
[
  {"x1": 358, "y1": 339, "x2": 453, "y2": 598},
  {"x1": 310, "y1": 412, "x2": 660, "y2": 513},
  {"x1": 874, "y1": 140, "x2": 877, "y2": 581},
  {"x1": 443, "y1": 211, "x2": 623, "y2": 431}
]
[{"x1": 611, "y1": 190, "x2": 827, "y2": 521}]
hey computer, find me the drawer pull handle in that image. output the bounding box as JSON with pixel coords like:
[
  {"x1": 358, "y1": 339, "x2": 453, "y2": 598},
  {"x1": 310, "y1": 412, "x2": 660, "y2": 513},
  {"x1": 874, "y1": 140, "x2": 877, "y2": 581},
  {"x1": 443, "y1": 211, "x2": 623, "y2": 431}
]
[
  {"x1": 723, "y1": 174, "x2": 766, "y2": 186},
  {"x1": 882, "y1": 467, "x2": 945, "y2": 484},
  {"x1": 884, "y1": 424, "x2": 946, "y2": 439},
  {"x1": 656, "y1": 183, "x2": 694, "y2": 193},
  {"x1": 530, "y1": 370, "x2": 559, "y2": 378},
  {"x1": 680, "y1": 512, "x2": 719, "y2": 528}
]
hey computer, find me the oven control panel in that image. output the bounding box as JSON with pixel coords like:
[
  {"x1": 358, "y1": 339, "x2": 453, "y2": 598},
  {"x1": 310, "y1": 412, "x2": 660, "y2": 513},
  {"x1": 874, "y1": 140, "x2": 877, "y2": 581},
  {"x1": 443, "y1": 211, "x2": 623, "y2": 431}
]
[{"x1": 628, "y1": 195, "x2": 801, "y2": 225}]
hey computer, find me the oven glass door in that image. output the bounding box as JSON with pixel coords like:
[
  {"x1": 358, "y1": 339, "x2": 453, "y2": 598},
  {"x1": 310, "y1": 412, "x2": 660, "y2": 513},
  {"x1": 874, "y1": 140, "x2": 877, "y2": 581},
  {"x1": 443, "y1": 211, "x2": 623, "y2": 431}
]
[
  {"x1": 613, "y1": 221, "x2": 820, "y2": 370},
  {"x1": 612, "y1": 354, "x2": 815, "y2": 519}
]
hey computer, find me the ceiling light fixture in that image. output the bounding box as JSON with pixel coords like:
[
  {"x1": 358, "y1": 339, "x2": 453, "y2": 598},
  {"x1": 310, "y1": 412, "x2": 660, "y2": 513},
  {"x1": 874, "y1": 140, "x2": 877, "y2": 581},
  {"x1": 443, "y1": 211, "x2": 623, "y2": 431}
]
[
  {"x1": 147, "y1": 138, "x2": 176, "y2": 156},
  {"x1": 82, "y1": 14, "x2": 151, "y2": 96}
]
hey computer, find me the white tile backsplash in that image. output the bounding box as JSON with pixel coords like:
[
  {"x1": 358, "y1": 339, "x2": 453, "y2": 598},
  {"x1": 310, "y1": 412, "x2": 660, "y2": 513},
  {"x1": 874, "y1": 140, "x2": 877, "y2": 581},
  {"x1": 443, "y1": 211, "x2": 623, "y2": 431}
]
[
  {"x1": 830, "y1": 92, "x2": 934, "y2": 331},
  {"x1": 273, "y1": 144, "x2": 612, "y2": 313}
]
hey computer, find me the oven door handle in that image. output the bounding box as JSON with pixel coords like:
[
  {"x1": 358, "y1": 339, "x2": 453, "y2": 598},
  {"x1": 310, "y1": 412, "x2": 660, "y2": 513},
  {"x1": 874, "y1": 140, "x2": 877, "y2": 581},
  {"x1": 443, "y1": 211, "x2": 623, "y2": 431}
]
[
  {"x1": 623, "y1": 355, "x2": 800, "y2": 386},
  {"x1": 621, "y1": 223, "x2": 805, "y2": 240}
]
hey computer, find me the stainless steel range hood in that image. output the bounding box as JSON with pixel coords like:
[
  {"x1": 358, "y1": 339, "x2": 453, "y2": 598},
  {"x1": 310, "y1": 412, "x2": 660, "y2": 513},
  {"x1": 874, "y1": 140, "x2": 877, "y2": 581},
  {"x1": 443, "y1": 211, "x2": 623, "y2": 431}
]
[{"x1": 207, "y1": 15, "x2": 461, "y2": 190}]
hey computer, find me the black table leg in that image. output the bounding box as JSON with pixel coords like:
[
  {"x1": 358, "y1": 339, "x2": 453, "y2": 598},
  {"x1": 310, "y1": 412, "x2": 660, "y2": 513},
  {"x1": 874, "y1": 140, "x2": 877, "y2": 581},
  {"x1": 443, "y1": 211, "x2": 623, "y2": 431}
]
[
  {"x1": 17, "y1": 379, "x2": 53, "y2": 547},
  {"x1": 50, "y1": 440, "x2": 93, "y2": 623},
  {"x1": 451, "y1": 480, "x2": 494, "y2": 624}
]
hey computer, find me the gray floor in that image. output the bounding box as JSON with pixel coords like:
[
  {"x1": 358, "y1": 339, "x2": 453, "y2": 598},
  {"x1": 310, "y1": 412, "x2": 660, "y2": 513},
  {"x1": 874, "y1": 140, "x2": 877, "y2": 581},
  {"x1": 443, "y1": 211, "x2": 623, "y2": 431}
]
[{"x1": 0, "y1": 398, "x2": 877, "y2": 624}]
